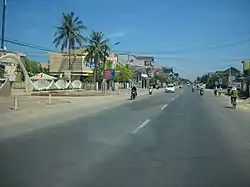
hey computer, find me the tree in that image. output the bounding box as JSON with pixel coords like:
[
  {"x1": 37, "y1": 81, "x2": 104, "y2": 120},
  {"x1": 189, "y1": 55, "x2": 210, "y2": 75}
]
[
  {"x1": 114, "y1": 63, "x2": 134, "y2": 82},
  {"x1": 85, "y1": 31, "x2": 110, "y2": 84},
  {"x1": 53, "y1": 12, "x2": 87, "y2": 71},
  {"x1": 15, "y1": 57, "x2": 45, "y2": 81}
]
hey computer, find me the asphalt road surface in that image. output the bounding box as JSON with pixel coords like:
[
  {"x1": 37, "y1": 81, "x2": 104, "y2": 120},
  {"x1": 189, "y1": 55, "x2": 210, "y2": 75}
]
[{"x1": 1, "y1": 87, "x2": 250, "y2": 187}]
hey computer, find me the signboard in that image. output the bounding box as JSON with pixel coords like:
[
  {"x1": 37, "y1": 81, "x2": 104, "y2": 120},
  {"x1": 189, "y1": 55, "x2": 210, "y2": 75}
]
[
  {"x1": 104, "y1": 70, "x2": 111, "y2": 79},
  {"x1": 63, "y1": 70, "x2": 71, "y2": 80},
  {"x1": 110, "y1": 70, "x2": 115, "y2": 79},
  {"x1": 115, "y1": 70, "x2": 121, "y2": 75},
  {"x1": 219, "y1": 78, "x2": 223, "y2": 85},
  {"x1": 234, "y1": 82, "x2": 241, "y2": 89},
  {"x1": 228, "y1": 75, "x2": 235, "y2": 84},
  {"x1": 86, "y1": 62, "x2": 95, "y2": 68}
]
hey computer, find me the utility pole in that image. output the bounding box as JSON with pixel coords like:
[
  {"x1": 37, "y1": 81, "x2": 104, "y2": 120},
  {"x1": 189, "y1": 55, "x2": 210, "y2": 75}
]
[{"x1": 1, "y1": 0, "x2": 6, "y2": 49}]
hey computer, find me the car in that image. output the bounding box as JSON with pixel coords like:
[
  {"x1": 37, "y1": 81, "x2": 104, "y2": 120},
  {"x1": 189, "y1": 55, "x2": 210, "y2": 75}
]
[{"x1": 165, "y1": 84, "x2": 175, "y2": 93}]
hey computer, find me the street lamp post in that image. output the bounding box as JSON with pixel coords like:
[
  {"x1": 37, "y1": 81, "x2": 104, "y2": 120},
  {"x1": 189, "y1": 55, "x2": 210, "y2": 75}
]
[
  {"x1": 1, "y1": 0, "x2": 6, "y2": 49},
  {"x1": 102, "y1": 42, "x2": 120, "y2": 94}
]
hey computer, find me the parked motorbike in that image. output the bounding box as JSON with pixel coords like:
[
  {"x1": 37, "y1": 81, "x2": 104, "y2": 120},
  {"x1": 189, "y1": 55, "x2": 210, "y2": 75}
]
[{"x1": 131, "y1": 90, "x2": 136, "y2": 100}]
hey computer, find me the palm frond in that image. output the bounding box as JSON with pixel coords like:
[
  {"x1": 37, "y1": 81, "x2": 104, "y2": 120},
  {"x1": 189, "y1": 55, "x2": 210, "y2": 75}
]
[{"x1": 53, "y1": 12, "x2": 87, "y2": 52}]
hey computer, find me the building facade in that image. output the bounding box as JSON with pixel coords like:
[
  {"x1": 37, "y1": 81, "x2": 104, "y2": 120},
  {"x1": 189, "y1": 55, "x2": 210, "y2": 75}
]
[{"x1": 49, "y1": 48, "x2": 118, "y2": 81}]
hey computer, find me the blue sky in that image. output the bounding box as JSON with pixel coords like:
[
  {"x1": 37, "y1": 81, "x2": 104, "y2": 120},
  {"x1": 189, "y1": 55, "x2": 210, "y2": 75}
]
[{"x1": 2, "y1": 0, "x2": 250, "y2": 80}]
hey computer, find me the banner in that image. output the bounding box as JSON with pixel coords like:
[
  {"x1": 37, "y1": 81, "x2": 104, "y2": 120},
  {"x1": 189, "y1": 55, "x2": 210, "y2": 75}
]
[{"x1": 104, "y1": 70, "x2": 111, "y2": 79}]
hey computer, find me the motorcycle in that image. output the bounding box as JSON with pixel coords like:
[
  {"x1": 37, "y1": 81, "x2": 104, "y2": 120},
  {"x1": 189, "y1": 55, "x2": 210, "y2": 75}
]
[
  {"x1": 149, "y1": 88, "x2": 153, "y2": 95},
  {"x1": 231, "y1": 98, "x2": 237, "y2": 109},
  {"x1": 200, "y1": 89, "x2": 204, "y2": 96},
  {"x1": 192, "y1": 88, "x2": 195, "y2": 92},
  {"x1": 218, "y1": 91, "x2": 221, "y2": 96},
  {"x1": 131, "y1": 90, "x2": 136, "y2": 100},
  {"x1": 214, "y1": 90, "x2": 217, "y2": 96}
]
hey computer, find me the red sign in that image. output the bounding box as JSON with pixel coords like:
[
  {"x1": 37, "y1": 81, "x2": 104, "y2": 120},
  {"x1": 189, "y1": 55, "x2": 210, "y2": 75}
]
[{"x1": 104, "y1": 70, "x2": 111, "y2": 79}]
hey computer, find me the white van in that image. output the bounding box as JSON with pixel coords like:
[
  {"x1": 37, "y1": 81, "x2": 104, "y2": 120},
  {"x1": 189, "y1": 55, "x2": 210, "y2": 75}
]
[{"x1": 165, "y1": 84, "x2": 175, "y2": 93}]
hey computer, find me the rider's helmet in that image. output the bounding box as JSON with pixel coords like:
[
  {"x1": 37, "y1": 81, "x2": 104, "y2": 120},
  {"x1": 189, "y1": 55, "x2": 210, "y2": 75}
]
[{"x1": 232, "y1": 86, "x2": 237, "y2": 91}]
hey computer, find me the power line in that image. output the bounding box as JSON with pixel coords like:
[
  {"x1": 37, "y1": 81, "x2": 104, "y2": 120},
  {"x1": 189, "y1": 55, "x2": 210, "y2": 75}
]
[
  {"x1": 1, "y1": 36, "x2": 59, "y2": 53},
  {"x1": 129, "y1": 35, "x2": 250, "y2": 55},
  {"x1": 1, "y1": 35, "x2": 250, "y2": 57}
]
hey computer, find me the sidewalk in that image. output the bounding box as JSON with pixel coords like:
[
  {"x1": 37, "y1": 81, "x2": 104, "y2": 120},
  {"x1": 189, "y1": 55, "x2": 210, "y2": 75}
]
[
  {"x1": 0, "y1": 88, "x2": 153, "y2": 125},
  {"x1": 205, "y1": 89, "x2": 250, "y2": 110}
]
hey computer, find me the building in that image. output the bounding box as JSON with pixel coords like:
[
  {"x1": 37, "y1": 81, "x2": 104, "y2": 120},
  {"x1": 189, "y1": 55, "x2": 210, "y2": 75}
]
[
  {"x1": 152, "y1": 65, "x2": 163, "y2": 76},
  {"x1": 49, "y1": 48, "x2": 118, "y2": 81},
  {"x1": 129, "y1": 55, "x2": 154, "y2": 88},
  {"x1": 115, "y1": 52, "x2": 155, "y2": 88},
  {"x1": 241, "y1": 60, "x2": 250, "y2": 97}
]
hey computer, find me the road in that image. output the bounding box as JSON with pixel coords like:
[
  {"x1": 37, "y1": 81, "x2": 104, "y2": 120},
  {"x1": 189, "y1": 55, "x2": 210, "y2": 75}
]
[{"x1": 1, "y1": 87, "x2": 250, "y2": 187}]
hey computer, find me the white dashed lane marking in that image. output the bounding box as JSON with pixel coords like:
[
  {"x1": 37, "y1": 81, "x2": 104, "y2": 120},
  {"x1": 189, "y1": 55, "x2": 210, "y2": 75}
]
[
  {"x1": 161, "y1": 104, "x2": 168, "y2": 110},
  {"x1": 132, "y1": 119, "x2": 151, "y2": 134}
]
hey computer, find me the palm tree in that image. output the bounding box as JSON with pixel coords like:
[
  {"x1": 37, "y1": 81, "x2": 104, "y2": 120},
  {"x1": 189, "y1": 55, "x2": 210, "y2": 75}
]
[
  {"x1": 85, "y1": 31, "x2": 110, "y2": 85},
  {"x1": 53, "y1": 12, "x2": 87, "y2": 72}
]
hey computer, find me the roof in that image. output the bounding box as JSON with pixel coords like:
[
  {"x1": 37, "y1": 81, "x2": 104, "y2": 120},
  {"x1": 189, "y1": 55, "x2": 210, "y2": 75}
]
[
  {"x1": 40, "y1": 62, "x2": 49, "y2": 68},
  {"x1": 152, "y1": 65, "x2": 163, "y2": 70},
  {"x1": 132, "y1": 55, "x2": 154, "y2": 62},
  {"x1": 223, "y1": 67, "x2": 240, "y2": 74}
]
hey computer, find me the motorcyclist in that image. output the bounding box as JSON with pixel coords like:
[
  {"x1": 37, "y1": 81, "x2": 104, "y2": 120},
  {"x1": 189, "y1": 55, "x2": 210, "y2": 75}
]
[
  {"x1": 149, "y1": 85, "x2": 153, "y2": 94},
  {"x1": 200, "y1": 86, "x2": 204, "y2": 94},
  {"x1": 230, "y1": 86, "x2": 238, "y2": 103},
  {"x1": 131, "y1": 84, "x2": 137, "y2": 96},
  {"x1": 218, "y1": 86, "x2": 222, "y2": 95},
  {"x1": 214, "y1": 86, "x2": 218, "y2": 96}
]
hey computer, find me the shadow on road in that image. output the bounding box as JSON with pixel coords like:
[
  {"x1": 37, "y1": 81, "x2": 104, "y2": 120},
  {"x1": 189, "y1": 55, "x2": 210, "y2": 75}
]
[{"x1": 224, "y1": 106, "x2": 233, "y2": 109}]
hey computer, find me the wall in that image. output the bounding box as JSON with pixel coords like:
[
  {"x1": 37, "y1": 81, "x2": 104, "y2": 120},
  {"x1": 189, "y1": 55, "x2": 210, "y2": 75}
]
[{"x1": 0, "y1": 78, "x2": 11, "y2": 97}]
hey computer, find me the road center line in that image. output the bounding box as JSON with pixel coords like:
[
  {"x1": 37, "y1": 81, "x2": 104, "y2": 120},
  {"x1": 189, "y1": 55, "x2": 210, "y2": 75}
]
[
  {"x1": 132, "y1": 119, "x2": 151, "y2": 134},
  {"x1": 161, "y1": 104, "x2": 168, "y2": 110}
]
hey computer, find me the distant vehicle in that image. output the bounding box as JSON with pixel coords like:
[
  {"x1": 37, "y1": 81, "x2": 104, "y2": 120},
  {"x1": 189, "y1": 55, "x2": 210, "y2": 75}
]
[{"x1": 165, "y1": 84, "x2": 175, "y2": 93}]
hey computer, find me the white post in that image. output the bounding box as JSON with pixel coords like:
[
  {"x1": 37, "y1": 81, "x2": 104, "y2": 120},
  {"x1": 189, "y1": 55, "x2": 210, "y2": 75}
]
[
  {"x1": 48, "y1": 94, "x2": 51, "y2": 104},
  {"x1": 14, "y1": 96, "x2": 18, "y2": 110}
]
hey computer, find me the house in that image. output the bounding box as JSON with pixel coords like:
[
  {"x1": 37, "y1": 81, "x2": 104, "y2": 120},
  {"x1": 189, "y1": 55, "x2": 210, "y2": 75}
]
[
  {"x1": 49, "y1": 48, "x2": 118, "y2": 81},
  {"x1": 152, "y1": 65, "x2": 163, "y2": 76},
  {"x1": 129, "y1": 55, "x2": 154, "y2": 88},
  {"x1": 223, "y1": 67, "x2": 241, "y2": 77}
]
